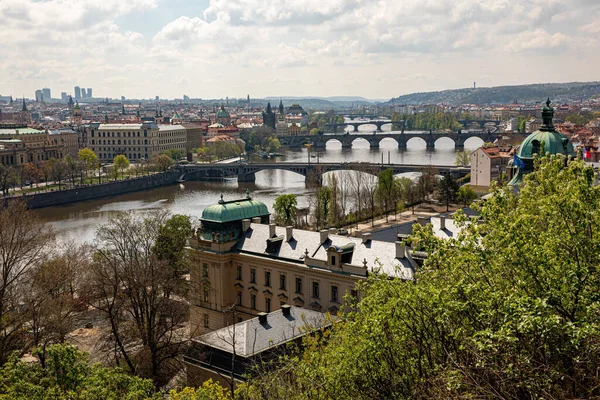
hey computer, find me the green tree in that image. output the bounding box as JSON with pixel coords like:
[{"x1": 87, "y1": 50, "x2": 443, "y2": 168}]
[
  {"x1": 0, "y1": 344, "x2": 156, "y2": 399},
  {"x1": 456, "y1": 185, "x2": 477, "y2": 207},
  {"x1": 244, "y1": 154, "x2": 600, "y2": 399},
  {"x1": 273, "y1": 194, "x2": 298, "y2": 227},
  {"x1": 309, "y1": 128, "x2": 320, "y2": 136},
  {"x1": 113, "y1": 155, "x2": 130, "y2": 179},
  {"x1": 154, "y1": 214, "x2": 193, "y2": 274},
  {"x1": 454, "y1": 150, "x2": 471, "y2": 167},
  {"x1": 48, "y1": 158, "x2": 67, "y2": 190},
  {"x1": 164, "y1": 148, "x2": 184, "y2": 161},
  {"x1": 78, "y1": 148, "x2": 99, "y2": 182},
  {"x1": 436, "y1": 174, "x2": 459, "y2": 211},
  {"x1": 152, "y1": 154, "x2": 173, "y2": 172},
  {"x1": 311, "y1": 186, "x2": 332, "y2": 230}
]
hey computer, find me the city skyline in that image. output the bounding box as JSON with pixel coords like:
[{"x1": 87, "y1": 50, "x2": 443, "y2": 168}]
[{"x1": 1, "y1": 0, "x2": 600, "y2": 100}]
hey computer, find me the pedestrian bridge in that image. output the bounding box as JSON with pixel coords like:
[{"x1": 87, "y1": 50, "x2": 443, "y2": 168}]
[{"x1": 177, "y1": 162, "x2": 470, "y2": 183}]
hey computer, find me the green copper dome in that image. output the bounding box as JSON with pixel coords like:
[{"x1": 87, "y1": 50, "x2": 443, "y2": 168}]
[
  {"x1": 201, "y1": 196, "x2": 269, "y2": 223},
  {"x1": 509, "y1": 99, "x2": 575, "y2": 186},
  {"x1": 216, "y1": 105, "x2": 230, "y2": 119},
  {"x1": 517, "y1": 99, "x2": 575, "y2": 159}
]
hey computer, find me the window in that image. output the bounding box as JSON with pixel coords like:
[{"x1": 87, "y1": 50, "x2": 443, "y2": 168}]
[
  {"x1": 265, "y1": 297, "x2": 271, "y2": 313},
  {"x1": 203, "y1": 290, "x2": 209, "y2": 302},
  {"x1": 280, "y1": 274, "x2": 286, "y2": 290},
  {"x1": 237, "y1": 291, "x2": 242, "y2": 306},
  {"x1": 236, "y1": 265, "x2": 242, "y2": 280},
  {"x1": 331, "y1": 255, "x2": 336, "y2": 266},
  {"x1": 250, "y1": 268, "x2": 256, "y2": 283},
  {"x1": 295, "y1": 277, "x2": 303, "y2": 294},
  {"x1": 313, "y1": 282, "x2": 320, "y2": 298},
  {"x1": 331, "y1": 285, "x2": 339, "y2": 303},
  {"x1": 203, "y1": 314, "x2": 209, "y2": 328},
  {"x1": 265, "y1": 271, "x2": 271, "y2": 287},
  {"x1": 251, "y1": 294, "x2": 256, "y2": 309},
  {"x1": 203, "y1": 263, "x2": 209, "y2": 278}
]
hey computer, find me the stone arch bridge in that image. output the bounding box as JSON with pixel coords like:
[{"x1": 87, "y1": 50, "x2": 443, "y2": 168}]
[
  {"x1": 270, "y1": 130, "x2": 497, "y2": 150},
  {"x1": 178, "y1": 162, "x2": 470, "y2": 184}
]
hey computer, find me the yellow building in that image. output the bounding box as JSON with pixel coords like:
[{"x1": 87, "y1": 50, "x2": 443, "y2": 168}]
[{"x1": 187, "y1": 193, "x2": 416, "y2": 338}]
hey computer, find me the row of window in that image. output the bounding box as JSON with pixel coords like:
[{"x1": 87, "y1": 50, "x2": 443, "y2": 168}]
[
  {"x1": 94, "y1": 152, "x2": 147, "y2": 161},
  {"x1": 236, "y1": 265, "x2": 338, "y2": 301},
  {"x1": 92, "y1": 131, "x2": 148, "y2": 138},
  {"x1": 91, "y1": 139, "x2": 149, "y2": 146}
]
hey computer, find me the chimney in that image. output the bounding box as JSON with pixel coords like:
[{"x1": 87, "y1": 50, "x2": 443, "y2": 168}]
[
  {"x1": 439, "y1": 216, "x2": 446, "y2": 230},
  {"x1": 320, "y1": 229, "x2": 329, "y2": 243},
  {"x1": 252, "y1": 217, "x2": 261, "y2": 224},
  {"x1": 242, "y1": 219, "x2": 251, "y2": 231},
  {"x1": 281, "y1": 304, "x2": 291, "y2": 316},
  {"x1": 417, "y1": 216, "x2": 426, "y2": 226},
  {"x1": 361, "y1": 233, "x2": 372, "y2": 244},
  {"x1": 257, "y1": 312, "x2": 267, "y2": 324},
  {"x1": 353, "y1": 230, "x2": 361, "y2": 238},
  {"x1": 285, "y1": 226, "x2": 293, "y2": 242},
  {"x1": 269, "y1": 223, "x2": 277, "y2": 238},
  {"x1": 395, "y1": 241, "x2": 406, "y2": 259}
]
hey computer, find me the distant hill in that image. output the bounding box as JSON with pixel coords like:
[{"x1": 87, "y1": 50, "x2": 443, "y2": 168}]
[
  {"x1": 386, "y1": 82, "x2": 600, "y2": 105},
  {"x1": 262, "y1": 97, "x2": 373, "y2": 110}
]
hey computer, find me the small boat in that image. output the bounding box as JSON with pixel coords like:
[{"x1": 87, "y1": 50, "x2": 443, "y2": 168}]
[{"x1": 269, "y1": 152, "x2": 283, "y2": 157}]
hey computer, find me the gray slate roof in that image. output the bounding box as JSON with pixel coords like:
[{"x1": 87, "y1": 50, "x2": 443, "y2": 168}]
[
  {"x1": 195, "y1": 306, "x2": 329, "y2": 357},
  {"x1": 235, "y1": 223, "x2": 415, "y2": 280}
]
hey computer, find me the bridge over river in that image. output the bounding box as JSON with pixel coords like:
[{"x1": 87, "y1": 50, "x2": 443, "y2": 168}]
[
  {"x1": 250, "y1": 130, "x2": 498, "y2": 150},
  {"x1": 178, "y1": 162, "x2": 470, "y2": 184}
]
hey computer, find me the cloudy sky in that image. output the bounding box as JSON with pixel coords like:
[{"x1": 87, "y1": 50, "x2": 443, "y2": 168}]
[{"x1": 1, "y1": 0, "x2": 599, "y2": 100}]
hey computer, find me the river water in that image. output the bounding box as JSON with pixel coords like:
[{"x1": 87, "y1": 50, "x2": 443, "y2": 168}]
[{"x1": 34, "y1": 130, "x2": 484, "y2": 244}]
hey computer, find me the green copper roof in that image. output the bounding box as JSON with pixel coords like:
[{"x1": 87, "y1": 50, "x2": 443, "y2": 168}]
[
  {"x1": 517, "y1": 130, "x2": 575, "y2": 158},
  {"x1": 517, "y1": 99, "x2": 575, "y2": 159},
  {"x1": 201, "y1": 196, "x2": 269, "y2": 223},
  {"x1": 216, "y1": 105, "x2": 230, "y2": 119}
]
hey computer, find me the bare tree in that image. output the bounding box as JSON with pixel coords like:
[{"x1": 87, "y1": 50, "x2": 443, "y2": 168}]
[
  {"x1": 83, "y1": 211, "x2": 190, "y2": 387},
  {"x1": 24, "y1": 244, "x2": 88, "y2": 367},
  {"x1": 0, "y1": 201, "x2": 54, "y2": 363}
]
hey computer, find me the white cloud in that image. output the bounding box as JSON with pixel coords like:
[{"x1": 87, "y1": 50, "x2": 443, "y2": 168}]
[{"x1": 2, "y1": 0, "x2": 600, "y2": 99}]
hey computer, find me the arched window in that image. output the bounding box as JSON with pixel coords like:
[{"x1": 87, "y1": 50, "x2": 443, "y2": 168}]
[
  {"x1": 91, "y1": 140, "x2": 95, "y2": 145},
  {"x1": 532, "y1": 139, "x2": 540, "y2": 155}
]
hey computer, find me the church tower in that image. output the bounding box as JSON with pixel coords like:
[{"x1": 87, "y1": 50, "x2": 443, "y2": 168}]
[
  {"x1": 73, "y1": 101, "x2": 82, "y2": 125},
  {"x1": 20, "y1": 98, "x2": 31, "y2": 124}
]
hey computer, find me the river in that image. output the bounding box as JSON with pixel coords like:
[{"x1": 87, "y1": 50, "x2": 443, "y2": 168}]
[{"x1": 34, "y1": 133, "x2": 484, "y2": 244}]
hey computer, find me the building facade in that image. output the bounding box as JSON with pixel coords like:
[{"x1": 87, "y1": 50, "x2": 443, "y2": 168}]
[
  {"x1": 88, "y1": 122, "x2": 158, "y2": 163},
  {"x1": 187, "y1": 194, "x2": 416, "y2": 340}
]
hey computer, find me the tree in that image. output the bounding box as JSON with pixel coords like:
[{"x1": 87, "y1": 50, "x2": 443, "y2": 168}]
[
  {"x1": 375, "y1": 168, "x2": 398, "y2": 222},
  {"x1": 436, "y1": 173, "x2": 459, "y2": 211},
  {"x1": 154, "y1": 214, "x2": 193, "y2": 275},
  {"x1": 84, "y1": 211, "x2": 189, "y2": 387},
  {"x1": 309, "y1": 128, "x2": 320, "y2": 136},
  {"x1": 24, "y1": 244, "x2": 88, "y2": 367},
  {"x1": 0, "y1": 201, "x2": 53, "y2": 364},
  {"x1": 311, "y1": 186, "x2": 332, "y2": 230},
  {"x1": 22, "y1": 162, "x2": 40, "y2": 188},
  {"x1": 64, "y1": 154, "x2": 81, "y2": 186},
  {"x1": 113, "y1": 155, "x2": 130, "y2": 179},
  {"x1": 152, "y1": 154, "x2": 173, "y2": 172},
  {"x1": 0, "y1": 344, "x2": 157, "y2": 399},
  {"x1": 454, "y1": 150, "x2": 471, "y2": 167},
  {"x1": 48, "y1": 158, "x2": 67, "y2": 190},
  {"x1": 78, "y1": 148, "x2": 99, "y2": 183},
  {"x1": 273, "y1": 194, "x2": 298, "y2": 227},
  {"x1": 244, "y1": 154, "x2": 600, "y2": 399},
  {"x1": 456, "y1": 185, "x2": 477, "y2": 207},
  {"x1": 164, "y1": 148, "x2": 184, "y2": 161}
]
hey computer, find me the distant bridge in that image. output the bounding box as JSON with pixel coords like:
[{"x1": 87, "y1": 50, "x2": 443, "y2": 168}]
[
  {"x1": 177, "y1": 162, "x2": 470, "y2": 184},
  {"x1": 256, "y1": 130, "x2": 498, "y2": 150},
  {"x1": 326, "y1": 119, "x2": 397, "y2": 132}
]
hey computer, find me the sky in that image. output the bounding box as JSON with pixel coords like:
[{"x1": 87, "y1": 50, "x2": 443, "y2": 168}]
[{"x1": 1, "y1": 0, "x2": 600, "y2": 101}]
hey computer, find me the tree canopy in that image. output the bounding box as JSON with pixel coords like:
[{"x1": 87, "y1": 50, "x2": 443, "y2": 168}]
[{"x1": 240, "y1": 154, "x2": 600, "y2": 399}]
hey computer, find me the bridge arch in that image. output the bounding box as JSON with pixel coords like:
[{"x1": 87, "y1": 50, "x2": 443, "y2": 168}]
[
  {"x1": 349, "y1": 137, "x2": 371, "y2": 147},
  {"x1": 433, "y1": 136, "x2": 456, "y2": 148},
  {"x1": 405, "y1": 136, "x2": 427, "y2": 148},
  {"x1": 377, "y1": 136, "x2": 400, "y2": 148},
  {"x1": 324, "y1": 138, "x2": 343, "y2": 148},
  {"x1": 461, "y1": 136, "x2": 485, "y2": 149}
]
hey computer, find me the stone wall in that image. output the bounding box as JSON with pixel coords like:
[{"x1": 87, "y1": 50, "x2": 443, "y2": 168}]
[{"x1": 18, "y1": 171, "x2": 180, "y2": 209}]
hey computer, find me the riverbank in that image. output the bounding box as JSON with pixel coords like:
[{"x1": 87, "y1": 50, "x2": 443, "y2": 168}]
[{"x1": 6, "y1": 171, "x2": 180, "y2": 209}]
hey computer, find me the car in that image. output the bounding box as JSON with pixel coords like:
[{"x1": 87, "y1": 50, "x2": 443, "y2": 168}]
[{"x1": 337, "y1": 228, "x2": 348, "y2": 235}]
